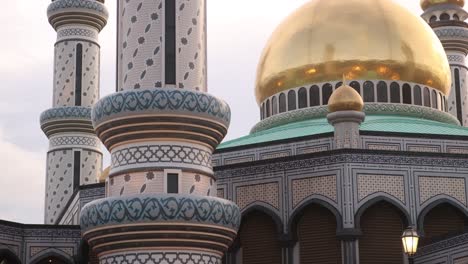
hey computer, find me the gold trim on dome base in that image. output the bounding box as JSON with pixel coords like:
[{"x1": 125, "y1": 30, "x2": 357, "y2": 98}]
[
  {"x1": 255, "y1": 0, "x2": 451, "y2": 104},
  {"x1": 421, "y1": 0, "x2": 465, "y2": 10}
]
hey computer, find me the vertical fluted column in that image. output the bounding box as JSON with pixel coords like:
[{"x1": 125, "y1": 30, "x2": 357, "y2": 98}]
[
  {"x1": 422, "y1": 2, "x2": 468, "y2": 126},
  {"x1": 81, "y1": 1, "x2": 240, "y2": 263},
  {"x1": 41, "y1": 0, "x2": 108, "y2": 225}
]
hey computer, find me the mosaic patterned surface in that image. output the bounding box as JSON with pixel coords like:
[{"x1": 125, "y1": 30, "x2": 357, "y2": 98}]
[
  {"x1": 100, "y1": 251, "x2": 221, "y2": 264},
  {"x1": 357, "y1": 174, "x2": 405, "y2": 203},
  {"x1": 419, "y1": 176, "x2": 467, "y2": 206},
  {"x1": 81, "y1": 194, "x2": 240, "y2": 231},
  {"x1": 292, "y1": 176, "x2": 337, "y2": 207},
  {"x1": 236, "y1": 182, "x2": 280, "y2": 210}
]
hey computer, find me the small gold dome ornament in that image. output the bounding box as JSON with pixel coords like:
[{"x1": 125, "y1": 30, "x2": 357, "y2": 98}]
[
  {"x1": 421, "y1": 0, "x2": 464, "y2": 10},
  {"x1": 328, "y1": 77, "x2": 364, "y2": 113},
  {"x1": 97, "y1": 166, "x2": 111, "y2": 183}
]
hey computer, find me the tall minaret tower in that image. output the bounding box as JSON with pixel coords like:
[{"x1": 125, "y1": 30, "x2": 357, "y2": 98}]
[
  {"x1": 40, "y1": 0, "x2": 108, "y2": 225},
  {"x1": 421, "y1": 0, "x2": 468, "y2": 126},
  {"x1": 80, "y1": 1, "x2": 240, "y2": 263}
]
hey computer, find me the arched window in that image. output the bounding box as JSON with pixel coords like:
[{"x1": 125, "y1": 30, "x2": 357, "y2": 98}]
[
  {"x1": 440, "y1": 13, "x2": 450, "y2": 21},
  {"x1": 424, "y1": 87, "x2": 431, "y2": 107},
  {"x1": 310, "y1": 85, "x2": 320, "y2": 106},
  {"x1": 363, "y1": 81, "x2": 375, "y2": 102},
  {"x1": 402, "y1": 84, "x2": 412, "y2": 104},
  {"x1": 298, "y1": 87, "x2": 308, "y2": 109},
  {"x1": 414, "y1": 85, "x2": 422, "y2": 106},
  {"x1": 430, "y1": 15, "x2": 437, "y2": 22},
  {"x1": 260, "y1": 104, "x2": 264, "y2": 119},
  {"x1": 335, "y1": 82, "x2": 343, "y2": 89},
  {"x1": 266, "y1": 99, "x2": 271, "y2": 117},
  {"x1": 431, "y1": 90, "x2": 438, "y2": 109},
  {"x1": 453, "y1": 14, "x2": 460, "y2": 20},
  {"x1": 272, "y1": 96, "x2": 278, "y2": 115},
  {"x1": 390, "y1": 82, "x2": 400, "y2": 103},
  {"x1": 279, "y1": 93, "x2": 286, "y2": 113},
  {"x1": 322, "y1": 83, "x2": 333, "y2": 105},
  {"x1": 350, "y1": 81, "x2": 361, "y2": 94},
  {"x1": 377, "y1": 81, "x2": 388, "y2": 103},
  {"x1": 288, "y1": 90, "x2": 297, "y2": 111}
]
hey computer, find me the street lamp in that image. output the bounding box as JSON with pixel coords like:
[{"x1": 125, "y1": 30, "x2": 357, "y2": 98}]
[{"x1": 402, "y1": 226, "x2": 419, "y2": 264}]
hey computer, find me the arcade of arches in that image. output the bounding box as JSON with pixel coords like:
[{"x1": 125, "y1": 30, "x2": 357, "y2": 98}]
[{"x1": 228, "y1": 201, "x2": 468, "y2": 264}]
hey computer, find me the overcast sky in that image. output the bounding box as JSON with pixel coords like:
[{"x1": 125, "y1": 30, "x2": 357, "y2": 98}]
[{"x1": 0, "y1": 0, "x2": 422, "y2": 224}]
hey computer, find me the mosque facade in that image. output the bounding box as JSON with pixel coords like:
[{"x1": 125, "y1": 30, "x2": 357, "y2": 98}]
[{"x1": 0, "y1": 0, "x2": 468, "y2": 263}]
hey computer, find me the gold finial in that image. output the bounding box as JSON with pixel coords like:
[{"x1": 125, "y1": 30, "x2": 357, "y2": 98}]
[{"x1": 328, "y1": 76, "x2": 364, "y2": 112}]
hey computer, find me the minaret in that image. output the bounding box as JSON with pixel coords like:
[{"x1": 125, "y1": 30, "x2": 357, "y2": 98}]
[
  {"x1": 421, "y1": 0, "x2": 468, "y2": 126},
  {"x1": 327, "y1": 78, "x2": 365, "y2": 149},
  {"x1": 40, "y1": 0, "x2": 108, "y2": 225},
  {"x1": 80, "y1": 1, "x2": 240, "y2": 263}
]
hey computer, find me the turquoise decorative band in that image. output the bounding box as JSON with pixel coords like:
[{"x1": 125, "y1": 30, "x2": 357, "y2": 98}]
[
  {"x1": 40, "y1": 106, "x2": 92, "y2": 125},
  {"x1": 47, "y1": 0, "x2": 109, "y2": 17},
  {"x1": 80, "y1": 194, "x2": 241, "y2": 232},
  {"x1": 92, "y1": 88, "x2": 231, "y2": 128},
  {"x1": 251, "y1": 103, "x2": 460, "y2": 133}
]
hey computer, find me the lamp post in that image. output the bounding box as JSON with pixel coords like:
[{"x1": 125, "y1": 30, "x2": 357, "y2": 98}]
[{"x1": 402, "y1": 226, "x2": 420, "y2": 264}]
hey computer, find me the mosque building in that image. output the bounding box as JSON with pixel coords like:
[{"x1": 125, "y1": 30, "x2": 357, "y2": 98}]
[{"x1": 0, "y1": 0, "x2": 468, "y2": 263}]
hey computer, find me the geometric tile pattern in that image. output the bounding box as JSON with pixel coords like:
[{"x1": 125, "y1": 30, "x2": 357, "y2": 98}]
[
  {"x1": 80, "y1": 150, "x2": 102, "y2": 185},
  {"x1": 236, "y1": 182, "x2": 279, "y2": 210},
  {"x1": 357, "y1": 174, "x2": 405, "y2": 203},
  {"x1": 100, "y1": 251, "x2": 221, "y2": 264},
  {"x1": 292, "y1": 175, "x2": 337, "y2": 208},
  {"x1": 419, "y1": 176, "x2": 467, "y2": 206}
]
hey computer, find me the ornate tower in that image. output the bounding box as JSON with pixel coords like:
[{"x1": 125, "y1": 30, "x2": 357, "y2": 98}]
[
  {"x1": 40, "y1": 0, "x2": 108, "y2": 225},
  {"x1": 80, "y1": 1, "x2": 240, "y2": 263},
  {"x1": 421, "y1": 0, "x2": 468, "y2": 126}
]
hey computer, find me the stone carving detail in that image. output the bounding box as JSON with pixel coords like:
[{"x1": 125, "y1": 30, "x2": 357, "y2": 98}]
[
  {"x1": 92, "y1": 88, "x2": 230, "y2": 125},
  {"x1": 40, "y1": 106, "x2": 91, "y2": 124},
  {"x1": 435, "y1": 27, "x2": 468, "y2": 39},
  {"x1": 448, "y1": 55, "x2": 465, "y2": 63},
  {"x1": 81, "y1": 194, "x2": 241, "y2": 231},
  {"x1": 357, "y1": 175, "x2": 405, "y2": 203},
  {"x1": 47, "y1": 0, "x2": 108, "y2": 16},
  {"x1": 236, "y1": 182, "x2": 280, "y2": 210},
  {"x1": 49, "y1": 135, "x2": 99, "y2": 148},
  {"x1": 419, "y1": 176, "x2": 467, "y2": 206},
  {"x1": 292, "y1": 176, "x2": 337, "y2": 208},
  {"x1": 57, "y1": 28, "x2": 98, "y2": 39},
  {"x1": 100, "y1": 251, "x2": 221, "y2": 264},
  {"x1": 111, "y1": 144, "x2": 211, "y2": 170}
]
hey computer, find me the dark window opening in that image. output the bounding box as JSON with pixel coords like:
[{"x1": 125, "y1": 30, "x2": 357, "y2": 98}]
[
  {"x1": 424, "y1": 87, "x2": 431, "y2": 107},
  {"x1": 350, "y1": 81, "x2": 361, "y2": 94},
  {"x1": 322, "y1": 83, "x2": 333, "y2": 105},
  {"x1": 432, "y1": 90, "x2": 438, "y2": 109},
  {"x1": 260, "y1": 104, "x2": 264, "y2": 119},
  {"x1": 165, "y1": 0, "x2": 176, "y2": 85},
  {"x1": 363, "y1": 81, "x2": 375, "y2": 102},
  {"x1": 402, "y1": 84, "x2": 412, "y2": 104},
  {"x1": 414, "y1": 85, "x2": 422, "y2": 106},
  {"x1": 266, "y1": 99, "x2": 271, "y2": 117},
  {"x1": 454, "y1": 14, "x2": 460, "y2": 21},
  {"x1": 75, "y1": 44, "x2": 83, "y2": 106},
  {"x1": 73, "y1": 151, "x2": 81, "y2": 189},
  {"x1": 430, "y1": 15, "x2": 437, "y2": 22},
  {"x1": 310, "y1": 85, "x2": 320, "y2": 106},
  {"x1": 377, "y1": 81, "x2": 388, "y2": 102},
  {"x1": 455, "y1": 69, "x2": 462, "y2": 122},
  {"x1": 279, "y1": 93, "x2": 286, "y2": 113},
  {"x1": 167, "y1": 173, "x2": 179, "y2": 194},
  {"x1": 390, "y1": 82, "x2": 401, "y2": 103},
  {"x1": 440, "y1": 13, "x2": 450, "y2": 21},
  {"x1": 335, "y1": 82, "x2": 343, "y2": 89},
  {"x1": 288, "y1": 90, "x2": 297, "y2": 111},
  {"x1": 272, "y1": 96, "x2": 278, "y2": 115},
  {"x1": 298, "y1": 88, "x2": 308, "y2": 109}
]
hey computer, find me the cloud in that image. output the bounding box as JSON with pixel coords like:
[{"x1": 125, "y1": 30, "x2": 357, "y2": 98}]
[{"x1": 0, "y1": 128, "x2": 45, "y2": 224}]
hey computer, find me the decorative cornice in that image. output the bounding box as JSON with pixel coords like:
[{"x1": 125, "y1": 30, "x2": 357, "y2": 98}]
[
  {"x1": 417, "y1": 232, "x2": 468, "y2": 256},
  {"x1": 47, "y1": 0, "x2": 109, "y2": 31},
  {"x1": 251, "y1": 103, "x2": 459, "y2": 134},
  {"x1": 40, "y1": 107, "x2": 94, "y2": 138},
  {"x1": 80, "y1": 194, "x2": 241, "y2": 232}
]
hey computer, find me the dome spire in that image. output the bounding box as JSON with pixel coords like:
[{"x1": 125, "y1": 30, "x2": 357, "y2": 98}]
[{"x1": 328, "y1": 76, "x2": 364, "y2": 113}]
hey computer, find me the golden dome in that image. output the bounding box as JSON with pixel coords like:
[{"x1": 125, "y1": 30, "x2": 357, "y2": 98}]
[
  {"x1": 97, "y1": 166, "x2": 110, "y2": 183},
  {"x1": 255, "y1": 0, "x2": 451, "y2": 104},
  {"x1": 421, "y1": 0, "x2": 464, "y2": 10},
  {"x1": 328, "y1": 80, "x2": 364, "y2": 112}
]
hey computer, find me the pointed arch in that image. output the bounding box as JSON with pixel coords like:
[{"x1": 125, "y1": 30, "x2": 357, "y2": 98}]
[
  {"x1": 29, "y1": 248, "x2": 74, "y2": 264},
  {"x1": 241, "y1": 204, "x2": 284, "y2": 236},
  {"x1": 418, "y1": 198, "x2": 468, "y2": 238},
  {"x1": 0, "y1": 248, "x2": 21, "y2": 264},
  {"x1": 355, "y1": 195, "x2": 410, "y2": 228},
  {"x1": 288, "y1": 198, "x2": 342, "y2": 241}
]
